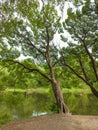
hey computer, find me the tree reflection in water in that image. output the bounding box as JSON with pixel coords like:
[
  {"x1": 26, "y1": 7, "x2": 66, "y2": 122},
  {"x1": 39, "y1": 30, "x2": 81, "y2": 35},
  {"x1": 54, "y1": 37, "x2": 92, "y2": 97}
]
[{"x1": 0, "y1": 92, "x2": 98, "y2": 125}]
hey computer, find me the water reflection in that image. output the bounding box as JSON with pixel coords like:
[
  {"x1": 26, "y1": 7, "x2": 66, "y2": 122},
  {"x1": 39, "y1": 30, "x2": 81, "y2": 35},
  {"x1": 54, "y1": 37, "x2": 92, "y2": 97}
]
[
  {"x1": 32, "y1": 111, "x2": 47, "y2": 117},
  {"x1": 0, "y1": 92, "x2": 98, "y2": 124}
]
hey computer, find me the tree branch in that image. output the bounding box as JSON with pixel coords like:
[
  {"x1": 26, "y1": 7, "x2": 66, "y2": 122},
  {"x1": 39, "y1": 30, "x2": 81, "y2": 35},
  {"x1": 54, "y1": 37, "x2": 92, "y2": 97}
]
[
  {"x1": 60, "y1": 51, "x2": 93, "y2": 87},
  {"x1": 78, "y1": 55, "x2": 89, "y2": 81},
  {"x1": 26, "y1": 37, "x2": 46, "y2": 57},
  {"x1": 4, "y1": 59, "x2": 52, "y2": 82},
  {"x1": 73, "y1": 32, "x2": 98, "y2": 81},
  {"x1": 81, "y1": 39, "x2": 98, "y2": 81},
  {"x1": 16, "y1": 31, "x2": 46, "y2": 58}
]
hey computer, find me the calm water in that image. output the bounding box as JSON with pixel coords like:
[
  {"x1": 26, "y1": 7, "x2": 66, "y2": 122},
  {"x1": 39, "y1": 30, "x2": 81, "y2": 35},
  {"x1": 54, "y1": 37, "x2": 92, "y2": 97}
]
[{"x1": 0, "y1": 92, "x2": 98, "y2": 124}]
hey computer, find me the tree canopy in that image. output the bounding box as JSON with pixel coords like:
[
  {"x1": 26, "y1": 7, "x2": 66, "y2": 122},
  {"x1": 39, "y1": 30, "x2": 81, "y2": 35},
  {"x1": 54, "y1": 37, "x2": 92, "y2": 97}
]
[{"x1": 61, "y1": 0, "x2": 98, "y2": 97}]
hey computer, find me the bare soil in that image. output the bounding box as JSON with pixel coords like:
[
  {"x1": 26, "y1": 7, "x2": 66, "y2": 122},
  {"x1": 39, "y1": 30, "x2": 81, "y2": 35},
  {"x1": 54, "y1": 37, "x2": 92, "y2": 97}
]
[{"x1": 0, "y1": 114, "x2": 98, "y2": 130}]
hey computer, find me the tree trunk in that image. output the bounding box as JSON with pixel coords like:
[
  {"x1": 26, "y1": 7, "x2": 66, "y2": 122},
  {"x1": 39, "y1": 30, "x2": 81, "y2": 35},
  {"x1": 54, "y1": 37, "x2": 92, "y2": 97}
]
[
  {"x1": 51, "y1": 79, "x2": 69, "y2": 114},
  {"x1": 89, "y1": 85, "x2": 98, "y2": 97}
]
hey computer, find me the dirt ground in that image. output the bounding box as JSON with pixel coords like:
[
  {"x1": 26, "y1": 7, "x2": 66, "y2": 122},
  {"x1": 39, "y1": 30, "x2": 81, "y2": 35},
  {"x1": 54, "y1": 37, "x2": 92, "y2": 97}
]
[{"x1": 0, "y1": 114, "x2": 98, "y2": 130}]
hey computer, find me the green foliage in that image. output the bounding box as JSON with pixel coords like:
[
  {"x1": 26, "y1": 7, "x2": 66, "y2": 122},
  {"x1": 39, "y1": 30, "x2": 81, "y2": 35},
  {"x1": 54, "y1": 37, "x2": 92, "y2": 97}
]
[
  {"x1": 60, "y1": 35, "x2": 68, "y2": 42},
  {"x1": 60, "y1": 1, "x2": 98, "y2": 92},
  {"x1": 0, "y1": 113, "x2": 12, "y2": 125},
  {"x1": 93, "y1": 82, "x2": 98, "y2": 89},
  {"x1": 4, "y1": 93, "x2": 24, "y2": 107}
]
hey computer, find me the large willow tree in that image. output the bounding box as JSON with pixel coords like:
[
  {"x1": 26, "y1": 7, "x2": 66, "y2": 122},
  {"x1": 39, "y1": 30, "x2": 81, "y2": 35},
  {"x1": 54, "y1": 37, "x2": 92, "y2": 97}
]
[{"x1": 0, "y1": 0, "x2": 69, "y2": 113}]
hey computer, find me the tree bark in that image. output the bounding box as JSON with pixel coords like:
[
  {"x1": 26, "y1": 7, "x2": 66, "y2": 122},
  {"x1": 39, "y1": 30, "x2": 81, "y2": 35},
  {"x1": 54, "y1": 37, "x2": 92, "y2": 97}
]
[
  {"x1": 51, "y1": 79, "x2": 69, "y2": 114},
  {"x1": 89, "y1": 84, "x2": 98, "y2": 97}
]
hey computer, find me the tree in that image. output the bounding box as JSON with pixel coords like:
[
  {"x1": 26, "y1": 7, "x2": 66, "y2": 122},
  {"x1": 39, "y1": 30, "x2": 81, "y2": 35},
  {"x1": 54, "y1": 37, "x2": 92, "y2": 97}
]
[
  {"x1": 0, "y1": 0, "x2": 69, "y2": 113},
  {"x1": 61, "y1": 0, "x2": 98, "y2": 97}
]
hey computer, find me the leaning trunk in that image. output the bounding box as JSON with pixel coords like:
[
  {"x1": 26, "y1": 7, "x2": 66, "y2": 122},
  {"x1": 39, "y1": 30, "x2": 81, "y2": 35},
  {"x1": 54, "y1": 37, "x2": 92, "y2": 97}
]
[{"x1": 51, "y1": 79, "x2": 69, "y2": 114}]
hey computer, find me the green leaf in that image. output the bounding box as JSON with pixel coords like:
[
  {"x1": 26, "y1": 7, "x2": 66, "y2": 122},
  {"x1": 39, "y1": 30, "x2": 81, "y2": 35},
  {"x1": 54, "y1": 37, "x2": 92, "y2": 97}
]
[
  {"x1": 60, "y1": 35, "x2": 68, "y2": 42},
  {"x1": 67, "y1": 8, "x2": 73, "y2": 16}
]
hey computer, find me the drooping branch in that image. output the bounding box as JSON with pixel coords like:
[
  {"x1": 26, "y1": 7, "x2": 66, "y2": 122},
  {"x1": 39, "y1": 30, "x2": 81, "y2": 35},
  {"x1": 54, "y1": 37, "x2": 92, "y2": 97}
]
[
  {"x1": 5, "y1": 59, "x2": 51, "y2": 82},
  {"x1": 63, "y1": 56, "x2": 98, "y2": 97},
  {"x1": 60, "y1": 51, "x2": 88, "y2": 84},
  {"x1": 64, "y1": 62, "x2": 98, "y2": 97},
  {"x1": 64, "y1": 62, "x2": 89, "y2": 84}
]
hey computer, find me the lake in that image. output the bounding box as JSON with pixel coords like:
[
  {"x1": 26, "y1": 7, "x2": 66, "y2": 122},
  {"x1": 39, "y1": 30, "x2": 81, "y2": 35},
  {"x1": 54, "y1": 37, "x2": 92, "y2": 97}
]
[{"x1": 0, "y1": 92, "x2": 98, "y2": 124}]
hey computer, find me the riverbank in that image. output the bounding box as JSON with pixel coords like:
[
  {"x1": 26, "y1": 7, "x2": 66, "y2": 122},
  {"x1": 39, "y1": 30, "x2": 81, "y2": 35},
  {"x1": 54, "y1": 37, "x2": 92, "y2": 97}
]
[
  {"x1": 5, "y1": 87, "x2": 91, "y2": 94},
  {"x1": 0, "y1": 114, "x2": 98, "y2": 130}
]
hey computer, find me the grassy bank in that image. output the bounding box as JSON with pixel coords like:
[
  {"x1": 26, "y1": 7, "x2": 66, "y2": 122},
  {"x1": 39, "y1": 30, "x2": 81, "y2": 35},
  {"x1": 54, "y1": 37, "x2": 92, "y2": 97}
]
[
  {"x1": 5, "y1": 87, "x2": 91, "y2": 94},
  {"x1": 5, "y1": 88, "x2": 50, "y2": 94}
]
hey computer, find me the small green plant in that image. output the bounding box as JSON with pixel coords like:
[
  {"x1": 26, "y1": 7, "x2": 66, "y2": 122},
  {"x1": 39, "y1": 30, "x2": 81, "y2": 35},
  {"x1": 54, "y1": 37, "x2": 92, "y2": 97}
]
[{"x1": 0, "y1": 113, "x2": 12, "y2": 126}]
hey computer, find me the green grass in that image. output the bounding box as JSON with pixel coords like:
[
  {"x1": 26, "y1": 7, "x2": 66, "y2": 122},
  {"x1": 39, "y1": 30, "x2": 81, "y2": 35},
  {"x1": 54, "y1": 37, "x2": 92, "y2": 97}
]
[
  {"x1": 5, "y1": 87, "x2": 91, "y2": 94},
  {"x1": 5, "y1": 87, "x2": 50, "y2": 93},
  {"x1": 6, "y1": 88, "x2": 26, "y2": 92},
  {"x1": 62, "y1": 87, "x2": 91, "y2": 94}
]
